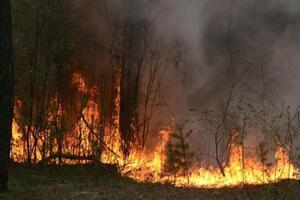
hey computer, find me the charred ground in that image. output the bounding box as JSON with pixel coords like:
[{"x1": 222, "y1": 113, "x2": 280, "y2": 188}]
[{"x1": 0, "y1": 164, "x2": 299, "y2": 200}]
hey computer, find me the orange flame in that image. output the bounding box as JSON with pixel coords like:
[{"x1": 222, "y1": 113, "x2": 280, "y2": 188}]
[{"x1": 11, "y1": 72, "x2": 300, "y2": 188}]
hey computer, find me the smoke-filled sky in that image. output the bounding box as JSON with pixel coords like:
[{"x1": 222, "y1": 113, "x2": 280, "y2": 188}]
[
  {"x1": 129, "y1": 0, "x2": 300, "y2": 155},
  {"x1": 153, "y1": 0, "x2": 300, "y2": 108},
  {"x1": 71, "y1": 0, "x2": 300, "y2": 164},
  {"x1": 75, "y1": 0, "x2": 300, "y2": 113}
]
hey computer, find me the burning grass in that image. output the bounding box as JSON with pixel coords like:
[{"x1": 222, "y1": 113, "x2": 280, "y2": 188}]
[
  {"x1": 11, "y1": 72, "x2": 300, "y2": 189},
  {"x1": 12, "y1": 108, "x2": 300, "y2": 189}
]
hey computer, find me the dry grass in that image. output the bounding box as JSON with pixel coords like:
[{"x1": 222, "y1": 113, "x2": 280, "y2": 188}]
[{"x1": 0, "y1": 164, "x2": 299, "y2": 200}]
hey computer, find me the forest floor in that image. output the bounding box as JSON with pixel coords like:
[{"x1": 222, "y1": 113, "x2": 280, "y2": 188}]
[{"x1": 0, "y1": 164, "x2": 300, "y2": 200}]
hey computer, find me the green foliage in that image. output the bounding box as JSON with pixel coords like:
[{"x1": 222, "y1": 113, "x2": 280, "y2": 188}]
[{"x1": 164, "y1": 124, "x2": 194, "y2": 178}]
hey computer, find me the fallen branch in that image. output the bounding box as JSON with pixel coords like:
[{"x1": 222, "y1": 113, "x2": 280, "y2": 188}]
[{"x1": 80, "y1": 112, "x2": 121, "y2": 159}]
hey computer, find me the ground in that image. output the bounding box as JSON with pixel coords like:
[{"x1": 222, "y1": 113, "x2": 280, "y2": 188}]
[{"x1": 0, "y1": 164, "x2": 299, "y2": 200}]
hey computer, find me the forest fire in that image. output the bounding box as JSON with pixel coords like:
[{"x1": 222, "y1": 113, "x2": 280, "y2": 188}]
[
  {"x1": 3, "y1": 0, "x2": 300, "y2": 198},
  {"x1": 10, "y1": 72, "x2": 299, "y2": 189},
  {"x1": 11, "y1": 114, "x2": 299, "y2": 188},
  {"x1": 98, "y1": 129, "x2": 299, "y2": 188}
]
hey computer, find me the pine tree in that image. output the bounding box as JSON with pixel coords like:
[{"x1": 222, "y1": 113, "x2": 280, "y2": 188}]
[{"x1": 164, "y1": 124, "x2": 194, "y2": 183}]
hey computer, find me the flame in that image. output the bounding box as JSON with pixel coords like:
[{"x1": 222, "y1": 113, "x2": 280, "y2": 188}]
[
  {"x1": 11, "y1": 72, "x2": 300, "y2": 188},
  {"x1": 11, "y1": 119, "x2": 24, "y2": 161},
  {"x1": 98, "y1": 127, "x2": 299, "y2": 188}
]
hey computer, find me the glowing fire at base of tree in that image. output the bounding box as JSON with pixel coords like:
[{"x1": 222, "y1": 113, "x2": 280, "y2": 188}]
[
  {"x1": 11, "y1": 72, "x2": 300, "y2": 188},
  {"x1": 11, "y1": 116, "x2": 300, "y2": 188},
  {"x1": 99, "y1": 128, "x2": 299, "y2": 188}
]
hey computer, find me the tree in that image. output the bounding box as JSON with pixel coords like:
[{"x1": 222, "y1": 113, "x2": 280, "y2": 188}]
[
  {"x1": 12, "y1": 0, "x2": 74, "y2": 164},
  {"x1": 164, "y1": 123, "x2": 194, "y2": 183},
  {"x1": 0, "y1": 0, "x2": 14, "y2": 192},
  {"x1": 200, "y1": 24, "x2": 249, "y2": 176}
]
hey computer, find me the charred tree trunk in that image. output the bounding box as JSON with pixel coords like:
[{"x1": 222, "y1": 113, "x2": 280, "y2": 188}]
[
  {"x1": 119, "y1": 1, "x2": 149, "y2": 156},
  {"x1": 0, "y1": 0, "x2": 14, "y2": 192},
  {"x1": 120, "y1": 21, "x2": 144, "y2": 156},
  {"x1": 55, "y1": 61, "x2": 64, "y2": 165},
  {"x1": 24, "y1": 4, "x2": 43, "y2": 164}
]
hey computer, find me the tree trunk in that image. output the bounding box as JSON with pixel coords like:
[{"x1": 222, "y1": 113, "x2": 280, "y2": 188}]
[
  {"x1": 119, "y1": 14, "x2": 146, "y2": 156},
  {"x1": 0, "y1": 0, "x2": 14, "y2": 192}
]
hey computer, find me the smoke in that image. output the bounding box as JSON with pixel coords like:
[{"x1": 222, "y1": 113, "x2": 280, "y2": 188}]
[
  {"x1": 73, "y1": 0, "x2": 300, "y2": 108},
  {"x1": 73, "y1": 0, "x2": 300, "y2": 163},
  {"x1": 143, "y1": 0, "x2": 300, "y2": 163},
  {"x1": 147, "y1": 0, "x2": 300, "y2": 109}
]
